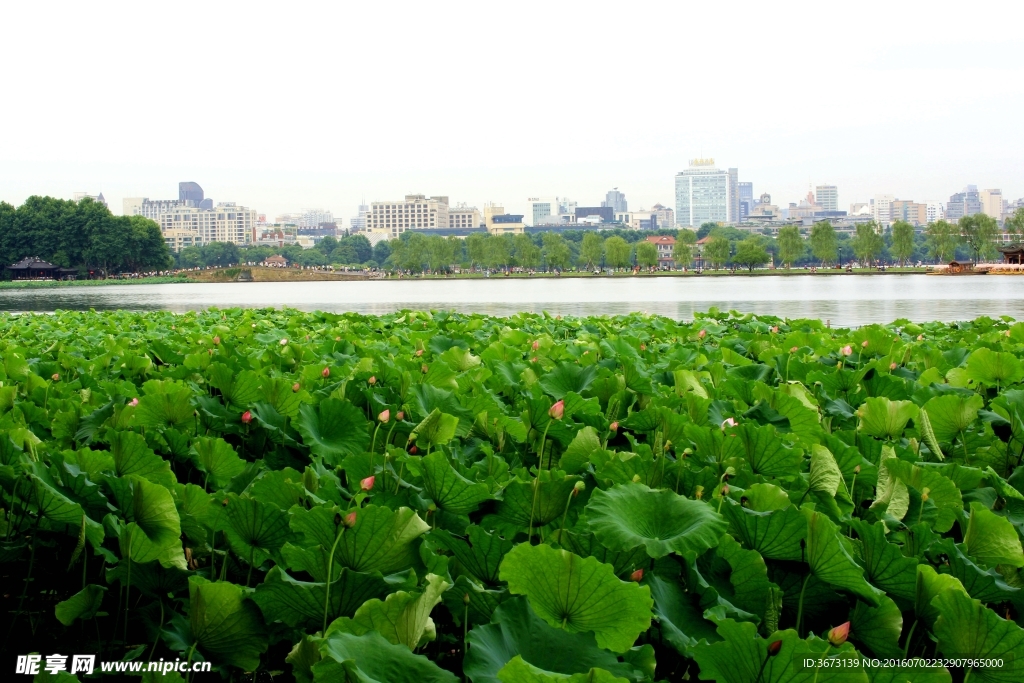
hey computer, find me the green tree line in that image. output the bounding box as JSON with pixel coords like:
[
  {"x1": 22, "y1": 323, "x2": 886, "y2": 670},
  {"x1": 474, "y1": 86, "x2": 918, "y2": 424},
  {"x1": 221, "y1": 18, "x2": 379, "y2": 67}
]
[{"x1": 0, "y1": 196, "x2": 171, "y2": 275}]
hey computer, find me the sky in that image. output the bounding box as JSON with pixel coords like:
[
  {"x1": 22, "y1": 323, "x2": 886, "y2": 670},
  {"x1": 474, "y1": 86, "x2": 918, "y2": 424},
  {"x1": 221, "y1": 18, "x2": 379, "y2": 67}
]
[{"x1": 2, "y1": 0, "x2": 1022, "y2": 224}]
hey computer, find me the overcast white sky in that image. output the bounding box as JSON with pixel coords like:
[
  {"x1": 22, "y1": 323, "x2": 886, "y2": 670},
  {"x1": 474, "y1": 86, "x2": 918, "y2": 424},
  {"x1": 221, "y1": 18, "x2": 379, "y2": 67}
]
[{"x1": 2, "y1": 0, "x2": 1022, "y2": 223}]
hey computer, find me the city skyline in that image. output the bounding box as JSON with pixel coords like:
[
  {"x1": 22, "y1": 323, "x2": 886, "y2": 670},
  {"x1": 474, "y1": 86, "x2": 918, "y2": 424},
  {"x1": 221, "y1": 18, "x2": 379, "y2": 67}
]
[{"x1": 2, "y1": 2, "x2": 1022, "y2": 222}]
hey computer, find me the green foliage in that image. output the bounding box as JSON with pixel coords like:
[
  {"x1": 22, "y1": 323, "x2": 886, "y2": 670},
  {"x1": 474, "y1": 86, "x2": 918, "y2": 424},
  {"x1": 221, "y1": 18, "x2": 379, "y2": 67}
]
[
  {"x1": 731, "y1": 236, "x2": 770, "y2": 272},
  {"x1": 703, "y1": 236, "x2": 731, "y2": 269},
  {"x1": 1, "y1": 307, "x2": 1022, "y2": 681},
  {"x1": 810, "y1": 221, "x2": 838, "y2": 265}
]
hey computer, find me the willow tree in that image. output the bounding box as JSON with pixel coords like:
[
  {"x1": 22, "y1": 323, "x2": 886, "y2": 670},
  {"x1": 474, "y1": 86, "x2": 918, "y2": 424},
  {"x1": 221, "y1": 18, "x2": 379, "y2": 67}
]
[
  {"x1": 890, "y1": 220, "x2": 916, "y2": 266},
  {"x1": 809, "y1": 221, "x2": 837, "y2": 266},
  {"x1": 776, "y1": 226, "x2": 804, "y2": 268}
]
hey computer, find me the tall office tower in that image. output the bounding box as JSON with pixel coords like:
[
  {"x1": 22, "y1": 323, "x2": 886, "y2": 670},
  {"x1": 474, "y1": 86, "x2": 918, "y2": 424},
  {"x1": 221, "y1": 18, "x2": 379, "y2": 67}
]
[
  {"x1": 601, "y1": 188, "x2": 628, "y2": 213},
  {"x1": 815, "y1": 185, "x2": 839, "y2": 212},
  {"x1": 675, "y1": 158, "x2": 733, "y2": 226}
]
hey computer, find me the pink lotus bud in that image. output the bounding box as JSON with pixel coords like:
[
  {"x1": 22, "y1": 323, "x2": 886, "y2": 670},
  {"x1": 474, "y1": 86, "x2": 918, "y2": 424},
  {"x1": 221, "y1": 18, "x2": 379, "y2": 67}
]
[
  {"x1": 583, "y1": 350, "x2": 589, "y2": 355},
  {"x1": 640, "y1": 343, "x2": 647, "y2": 351},
  {"x1": 378, "y1": 409, "x2": 390, "y2": 423},
  {"x1": 396, "y1": 411, "x2": 405, "y2": 421},
  {"x1": 549, "y1": 400, "x2": 564, "y2": 420},
  {"x1": 368, "y1": 376, "x2": 376, "y2": 385},
  {"x1": 360, "y1": 475, "x2": 375, "y2": 491},
  {"x1": 335, "y1": 336, "x2": 341, "y2": 341},
  {"x1": 889, "y1": 362, "x2": 897, "y2": 370},
  {"x1": 1006, "y1": 330, "x2": 1012, "y2": 337},
  {"x1": 767, "y1": 640, "x2": 782, "y2": 657},
  {"x1": 408, "y1": 444, "x2": 418, "y2": 454},
  {"x1": 698, "y1": 329, "x2": 706, "y2": 339},
  {"x1": 171, "y1": 325, "x2": 176, "y2": 330},
  {"x1": 861, "y1": 340, "x2": 869, "y2": 348},
  {"x1": 630, "y1": 568, "x2": 644, "y2": 582},
  {"x1": 305, "y1": 335, "x2": 310, "y2": 342},
  {"x1": 721, "y1": 417, "x2": 737, "y2": 429},
  {"x1": 415, "y1": 349, "x2": 423, "y2": 357},
  {"x1": 292, "y1": 382, "x2": 301, "y2": 392},
  {"x1": 322, "y1": 366, "x2": 330, "y2": 378},
  {"x1": 790, "y1": 346, "x2": 799, "y2": 353},
  {"x1": 771, "y1": 326, "x2": 779, "y2": 333},
  {"x1": 129, "y1": 397, "x2": 139, "y2": 407},
  {"x1": 841, "y1": 345, "x2": 852, "y2": 356},
  {"x1": 343, "y1": 511, "x2": 357, "y2": 528},
  {"x1": 421, "y1": 364, "x2": 429, "y2": 373},
  {"x1": 532, "y1": 340, "x2": 540, "y2": 351},
  {"x1": 827, "y1": 621, "x2": 850, "y2": 647},
  {"x1": 241, "y1": 410, "x2": 252, "y2": 424},
  {"x1": 280, "y1": 338, "x2": 288, "y2": 346},
  {"x1": 721, "y1": 484, "x2": 730, "y2": 496},
  {"x1": 212, "y1": 336, "x2": 221, "y2": 345},
  {"x1": 917, "y1": 334, "x2": 924, "y2": 341},
  {"x1": 609, "y1": 421, "x2": 619, "y2": 432},
  {"x1": 51, "y1": 373, "x2": 60, "y2": 381}
]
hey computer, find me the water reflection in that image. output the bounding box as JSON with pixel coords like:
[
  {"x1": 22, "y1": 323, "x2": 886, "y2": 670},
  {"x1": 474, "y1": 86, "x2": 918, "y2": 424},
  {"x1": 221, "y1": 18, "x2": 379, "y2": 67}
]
[{"x1": 2, "y1": 274, "x2": 1022, "y2": 327}]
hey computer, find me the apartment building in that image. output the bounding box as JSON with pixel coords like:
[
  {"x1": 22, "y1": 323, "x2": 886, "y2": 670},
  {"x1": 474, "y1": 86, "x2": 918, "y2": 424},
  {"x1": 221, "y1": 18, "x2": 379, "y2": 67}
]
[
  {"x1": 157, "y1": 203, "x2": 256, "y2": 248},
  {"x1": 366, "y1": 195, "x2": 449, "y2": 237},
  {"x1": 448, "y1": 204, "x2": 481, "y2": 229}
]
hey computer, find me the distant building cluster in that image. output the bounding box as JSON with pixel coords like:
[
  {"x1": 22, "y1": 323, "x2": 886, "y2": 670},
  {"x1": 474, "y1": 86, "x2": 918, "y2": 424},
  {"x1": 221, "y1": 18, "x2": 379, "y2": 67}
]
[{"x1": 123, "y1": 182, "x2": 257, "y2": 252}]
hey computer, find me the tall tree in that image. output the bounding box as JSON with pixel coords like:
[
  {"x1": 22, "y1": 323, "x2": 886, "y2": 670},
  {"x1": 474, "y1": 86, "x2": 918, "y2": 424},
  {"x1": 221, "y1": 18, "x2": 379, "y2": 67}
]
[
  {"x1": 465, "y1": 233, "x2": 487, "y2": 269},
  {"x1": 372, "y1": 239, "x2": 391, "y2": 266},
  {"x1": 890, "y1": 220, "x2": 916, "y2": 266},
  {"x1": 578, "y1": 232, "x2": 604, "y2": 269},
  {"x1": 776, "y1": 226, "x2": 804, "y2": 268},
  {"x1": 636, "y1": 241, "x2": 659, "y2": 269},
  {"x1": 959, "y1": 214, "x2": 999, "y2": 262},
  {"x1": 484, "y1": 234, "x2": 512, "y2": 270},
  {"x1": 513, "y1": 233, "x2": 541, "y2": 269},
  {"x1": 731, "y1": 236, "x2": 770, "y2": 272},
  {"x1": 809, "y1": 221, "x2": 838, "y2": 265},
  {"x1": 1005, "y1": 208, "x2": 1024, "y2": 244},
  {"x1": 542, "y1": 232, "x2": 571, "y2": 270},
  {"x1": 604, "y1": 236, "x2": 631, "y2": 269},
  {"x1": 696, "y1": 222, "x2": 718, "y2": 239},
  {"x1": 925, "y1": 220, "x2": 957, "y2": 263},
  {"x1": 852, "y1": 221, "x2": 884, "y2": 265},
  {"x1": 703, "y1": 236, "x2": 731, "y2": 269}
]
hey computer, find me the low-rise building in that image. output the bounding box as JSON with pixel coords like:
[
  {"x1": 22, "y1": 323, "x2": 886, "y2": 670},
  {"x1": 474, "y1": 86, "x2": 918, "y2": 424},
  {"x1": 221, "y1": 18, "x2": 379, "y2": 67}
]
[
  {"x1": 448, "y1": 204, "x2": 481, "y2": 229},
  {"x1": 366, "y1": 194, "x2": 449, "y2": 237},
  {"x1": 645, "y1": 235, "x2": 676, "y2": 267},
  {"x1": 484, "y1": 204, "x2": 525, "y2": 235},
  {"x1": 162, "y1": 229, "x2": 198, "y2": 253}
]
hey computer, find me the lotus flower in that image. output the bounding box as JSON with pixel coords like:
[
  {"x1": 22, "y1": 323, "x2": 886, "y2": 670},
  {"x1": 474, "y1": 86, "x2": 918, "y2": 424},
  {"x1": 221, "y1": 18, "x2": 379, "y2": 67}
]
[
  {"x1": 409, "y1": 444, "x2": 418, "y2": 454},
  {"x1": 767, "y1": 640, "x2": 782, "y2": 656},
  {"x1": 841, "y1": 345, "x2": 852, "y2": 356},
  {"x1": 827, "y1": 621, "x2": 850, "y2": 647},
  {"x1": 549, "y1": 400, "x2": 564, "y2": 420},
  {"x1": 861, "y1": 340, "x2": 869, "y2": 348},
  {"x1": 335, "y1": 336, "x2": 341, "y2": 341},
  {"x1": 531, "y1": 340, "x2": 539, "y2": 351},
  {"x1": 640, "y1": 343, "x2": 646, "y2": 351},
  {"x1": 322, "y1": 366, "x2": 330, "y2": 378},
  {"x1": 790, "y1": 346, "x2": 799, "y2": 353},
  {"x1": 241, "y1": 410, "x2": 252, "y2": 424},
  {"x1": 890, "y1": 362, "x2": 897, "y2": 370},
  {"x1": 292, "y1": 382, "x2": 301, "y2": 392},
  {"x1": 771, "y1": 326, "x2": 779, "y2": 333},
  {"x1": 422, "y1": 364, "x2": 429, "y2": 373},
  {"x1": 609, "y1": 421, "x2": 619, "y2": 432},
  {"x1": 129, "y1": 397, "x2": 139, "y2": 407},
  {"x1": 343, "y1": 511, "x2": 357, "y2": 528},
  {"x1": 360, "y1": 475, "x2": 375, "y2": 491},
  {"x1": 379, "y1": 409, "x2": 390, "y2": 423},
  {"x1": 917, "y1": 334, "x2": 924, "y2": 341},
  {"x1": 698, "y1": 329, "x2": 706, "y2": 339},
  {"x1": 212, "y1": 336, "x2": 220, "y2": 345},
  {"x1": 530, "y1": 357, "x2": 538, "y2": 363},
  {"x1": 415, "y1": 349, "x2": 423, "y2": 357},
  {"x1": 721, "y1": 417, "x2": 737, "y2": 429},
  {"x1": 51, "y1": 373, "x2": 60, "y2": 381},
  {"x1": 396, "y1": 411, "x2": 405, "y2": 420},
  {"x1": 630, "y1": 568, "x2": 644, "y2": 582},
  {"x1": 280, "y1": 338, "x2": 288, "y2": 346},
  {"x1": 368, "y1": 375, "x2": 376, "y2": 385}
]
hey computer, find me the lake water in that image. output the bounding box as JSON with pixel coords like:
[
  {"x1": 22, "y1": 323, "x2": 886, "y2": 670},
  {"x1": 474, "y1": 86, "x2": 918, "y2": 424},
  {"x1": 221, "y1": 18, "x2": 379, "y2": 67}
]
[{"x1": 2, "y1": 274, "x2": 1023, "y2": 327}]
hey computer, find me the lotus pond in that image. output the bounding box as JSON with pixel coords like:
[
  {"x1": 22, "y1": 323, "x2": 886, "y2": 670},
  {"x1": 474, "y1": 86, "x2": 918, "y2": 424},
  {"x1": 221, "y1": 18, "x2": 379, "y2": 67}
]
[{"x1": 1, "y1": 308, "x2": 1023, "y2": 682}]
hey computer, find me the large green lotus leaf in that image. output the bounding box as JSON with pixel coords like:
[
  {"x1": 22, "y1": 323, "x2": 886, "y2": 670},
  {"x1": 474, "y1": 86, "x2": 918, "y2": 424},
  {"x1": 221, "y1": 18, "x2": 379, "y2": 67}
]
[
  {"x1": 648, "y1": 573, "x2": 720, "y2": 654},
  {"x1": 692, "y1": 618, "x2": 865, "y2": 683},
  {"x1": 559, "y1": 427, "x2": 602, "y2": 475},
  {"x1": 440, "y1": 345, "x2": 481, "y2": 372},
  {"x1": 962, "y1": 501, "x2": 1024, "y2": 568},
  {"x1": 870, "y1": 446, "x2": 909, "y2": 522},
  {"x1": 807, "y1": 444, "x2": 842, "y2": 497},
  {"x1": 314, "y1": 630, "x2": 458, "y2": 683},
  {"x1": 208, "y1": 366, "x2": 261, "y2": 408},
  {"x1": 262, "y1": 377, "x2": 303, "y2": 418},
  {"x1": 247, "y1": 468, "x2": 306, "y2": 511},
  {"x1": 284, "y1": 505, "x2": 347, "y2": 581},
  {"x1": 966, "y1": 347, "x2": 1024, "y2": 387},
  {"x1": 189, "y1": 436, "x2": 245, "y2": 489},
  {"x1": 856, "y1": 397, "x2": 919, "y2": 440},
  {"x1": 410, "y1": 408, "x2": 460, "y2": 447},
  {"x1": 722, "y1": 499, "x2": 806, "y2": 561},
  {"x1": 327, "y1": 573, "x2": 449, "y2": 649},
  {"x1": 442, "y1": 574, "x2": 509, "y2": 627},
  {"x1": 557, "y1": 529, "x2": 648, "y2": 579},
  {"x1": 885, "y1": 459, "x2": 962, "y2": 533},
  {"x1": 850, "y1": 594, "x2": 903, "y2": 657},
  {"x1": 933, "y1": 589, "x2": 1024, "y2": 683},
  {"x1": 463, "y1": 596, "x2": 644, "y2": 683},
  {"x1": 498, "y1": 543, "x2": 652, "y2": 653},
  {"x1": 134, "y1": 381, "x2": 194, "y2": 429},
  {"x1": 121, "y1": 475, "x2": 183, "y2": 565},
  {"x1": 430, "y1": 525, "x2": 512, "y2": 585},
  {"x1": 337, "y1": 504, "x2": 429, "y2": 574},
  {"x1": 496, "y1": 656, "x2": 629, "y2": 683},
  {"x1": 915, "y1": 565, "x2": 968, "y2": 626},
  {"x1": 106, "y1": 429, "x2": 176, "y2": 488},
  {"x1": 585, "y1": 484, "x2": 727, "y2": 559},
  {"x1": 929, "y1": 538, "x2": 1020, "y2": 603},
  {"x1": 850, "y1": 520, "x2": 918, "y2": 602},
  {"x1": 30, "y1": 476, "x2": 105, "y2": 548},
  {"x1": 293, "y1": 398, "x2": 369, "y2": 465},
  {"x1": 222, "y1": 493, "x2": 292, "y2": 567},
  {"x1": 496, "y1": 470, "x2": 581, "y2": 529},
  {"x1": 251, "y1": 565, "x2": 390, "y2": 630},
  {"x1": 55, "y1": 584, "x2": 106, "y2": 625},
  {"x1": 188, "y1": 576, "x2": 268, "y2": 671},
  {"x1": 420, "y1": 450, "x2": 492, "y2": 514},
  {"x1": 538, "y1": 363, "x2": 597, "y2": 400},
  {"x1": 916, "y1": 408, "x2": 945, "y2": 460},
  {"x1": 714, "y1": 533, "x2": 771, "y2": 619},
  {"x1": 731, "y1": 423, "x2": 804, "y2": 476},
  {"x1": 805, "y1": 509, "x2": 884, "y2": 607},
  {"x1": 286, "y1": 635, "x2": 321, "y2": 683},
  {"x1": 922, "y1": 394, "x2": 984, "y2": 444}
]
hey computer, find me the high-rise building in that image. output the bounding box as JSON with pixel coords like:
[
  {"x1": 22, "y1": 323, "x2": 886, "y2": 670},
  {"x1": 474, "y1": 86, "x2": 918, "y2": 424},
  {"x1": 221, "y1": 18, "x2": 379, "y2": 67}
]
[
  {"x1": 873, "y1": 194, "x2": 895, "y2": 226},
  {"x1": 815, "y1": 185, "x2": 839, "y2": 212},
  {"x1": 179, "y1": 182, "x2": 205, "y2": 206},
  {"x1": 728, "y1": 168, "x2": 739, "y2": 225},
  {"x1": 979, "y1": 189, "x2": 1004, "y2": 220},
  {"x1": 738, "y1": 182, "x2": 753, "y2": 220},
  {"x1": 365, "y1": 195, "x2": 449, "y2": 238},
  {"x1": 528, "y1": 197, "x2": 577, "y2": 226},
  {"x1": 73, "y1": 192, "x2": 107, "y2": 207},
  {"x1": 651, "y1": 203, "x2": 675, "y2": 230},
  {"x1": 601, "y1": 188, "x2": 628, "y2": 213},
  {"x1": 674, "y1": 158, "x2": 733, "y2": 227},
  {"x1": 947, "y1": 185, "x2": 982, "y2": 221},
  {"x1": 297, "y1": 209, "x2": 335, "y2": 229},
  {"x1": 448, "y1": 204, "x2": 481, "y2": 228},
  {"x1": 926, "y1": 201, "x2": 944, "y2": 224},
  {"x1": 155, "y1": 203, "x2": 257, "y2": 248},
  {"x1": 891, "y1": 200, "x2": 928, "y2": 226},
  {"x1": 350, "y1": 204, "x2": 369, "y2": 231}
]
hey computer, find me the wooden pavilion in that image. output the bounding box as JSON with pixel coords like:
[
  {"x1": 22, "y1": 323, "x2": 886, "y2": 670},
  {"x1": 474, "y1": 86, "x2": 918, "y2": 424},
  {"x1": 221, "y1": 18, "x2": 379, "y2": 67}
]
[
  {"x1": 6, "y1": 257, "x2": 78, "y2": 280},
  {"x1": 999, "y1": 246, "x2": 1024, "y2": 264}
]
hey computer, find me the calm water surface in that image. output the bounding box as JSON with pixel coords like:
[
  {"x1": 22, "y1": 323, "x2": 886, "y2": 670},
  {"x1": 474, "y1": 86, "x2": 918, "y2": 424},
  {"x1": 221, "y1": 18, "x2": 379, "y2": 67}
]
[{"x1": 2, "y1": 274, "x2": 1022, "y2": 327}]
